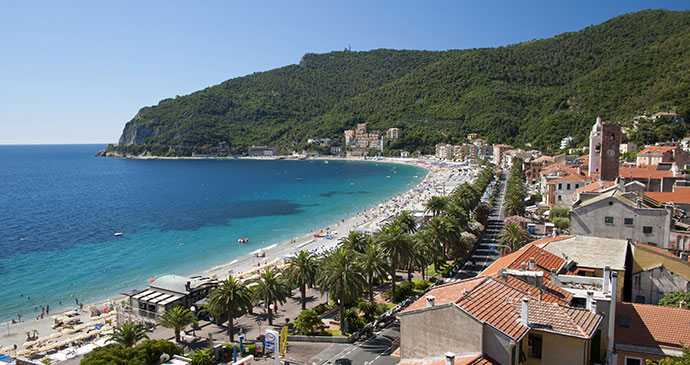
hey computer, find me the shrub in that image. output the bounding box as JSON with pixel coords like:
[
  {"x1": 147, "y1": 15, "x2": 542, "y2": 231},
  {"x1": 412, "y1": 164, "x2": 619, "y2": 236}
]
[
  {"x1": 242, "y1": 344, "x2": 257, "y2": 356},
  {"x1": 413, "y1": 279, "x2": 432, "y2": 291},
  {"x1": 385, "y1": 281, "x2": 417, "y2": 302},
  {"x1": 550, "y1": 206, "x2": 569, "y2": 220},
  {"x1": 343, "y1": 309, "x2": 366, "y2": 333},
  {"x1": 659, "y1": 290, "x2": 690, "y2": 308},
  {"x1": 294, "y1": 309, "x2": 324, "y2": 335},
  {"x1": 312, "y1": 303, "x2": 329, "y2": 315},
  {"x1": 552, "y1": 217, "x2": 570, "y2": 230}
]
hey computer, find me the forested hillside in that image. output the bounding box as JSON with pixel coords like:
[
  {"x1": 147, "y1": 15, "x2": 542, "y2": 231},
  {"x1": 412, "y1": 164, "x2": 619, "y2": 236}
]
[{"x1": 110, "y1": 9, "x2": 690, "y2": 156}]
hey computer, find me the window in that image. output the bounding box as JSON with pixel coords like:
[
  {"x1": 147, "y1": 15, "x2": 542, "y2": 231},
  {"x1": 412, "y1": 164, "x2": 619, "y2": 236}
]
[
  {"x1": 643, "y1": 226, "x2": 653, "y2": 234},
  {"x1": 625, "y1": 357, "x2": 642, "y2": 365},
  {"x1": 625, "y1": 218, "x2": 634, "y2": 225},
  {"x1": 528, "y1": 334, "x2": 542, "y2": 359},
  {"x1": 605, "y1": 216, "x2": 614, "y2": 224},
  {"x1": 558, "y1": 183, "x2": 562, "y2": 189},
  {"x1": 575, "y1": 184, "x2": 580, "y2": 189},
  {"x1": 634, "y1": 275, "x2": 641, "y2": 289},
  {"x1": 567, "y1": 183, "x2": 571, "y2": 190},
  {"x1": 558, "y1": 195, "x2": 562, "y2": 201}
]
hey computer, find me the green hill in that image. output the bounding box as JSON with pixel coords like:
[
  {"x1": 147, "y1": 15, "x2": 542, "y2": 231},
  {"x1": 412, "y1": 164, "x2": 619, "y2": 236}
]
[{"x1": 110, "y1": 9, "x2": 690, "y2": 156}]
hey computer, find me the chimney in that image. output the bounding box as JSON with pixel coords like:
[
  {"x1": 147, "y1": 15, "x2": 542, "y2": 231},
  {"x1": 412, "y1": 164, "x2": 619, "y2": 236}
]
[
  {"x1": 586, "y1": 291, "x2": 594, "y2": 311},
  {"x1": 550, "y1": 269, "x2": 560, "y2": 286},
  {"x1": 445, "y1": 352, "x2": 455, "y2": 365},
  {"x1": 521, "y1": 298, "x2": 530, "y2": 326},
  {"x1": 681, "y1": 252, "x2": 688, "y2": 261},
  {"x1": 608, "y1": 272, "x2": 618, "y2": 355},
  {"x1": 603, "y1": 266, "x2": 611, "y2": 294},
  {"x1": 426, "y1": 295, "x2": 436, "y2": 308},
  {"x1": 681, "y1": 300, "x2": 687, "y2": 310},
  {"x1": 521, "y1": 262, "x2": 526, "y2": 270},
  {"x1": 529, "y1": 257, "x2": 536, "y2": 271},
  {"x1": 636, "y1": 198, "x2": 642, "y2": 208},
  {"x1": 590, "y1": 299, "x2": 597, "y2": 313}
]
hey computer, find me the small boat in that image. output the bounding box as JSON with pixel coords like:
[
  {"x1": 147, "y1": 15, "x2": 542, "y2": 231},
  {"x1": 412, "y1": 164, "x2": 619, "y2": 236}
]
[
  {"x1": 296, "y1": 178, "x2": 303, "y2": 181},
  {"x1": 114, "y1": 233, "x2": 123, "y2": 237},
  {"x1": 238, "y1": 238, "x2": 249, "y2": 243}
]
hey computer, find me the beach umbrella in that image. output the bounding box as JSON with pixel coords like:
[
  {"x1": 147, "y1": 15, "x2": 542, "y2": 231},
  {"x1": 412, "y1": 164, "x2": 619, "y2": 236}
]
[{"x1": 22, "y1": 340, "x2": 38, "y2": 348}]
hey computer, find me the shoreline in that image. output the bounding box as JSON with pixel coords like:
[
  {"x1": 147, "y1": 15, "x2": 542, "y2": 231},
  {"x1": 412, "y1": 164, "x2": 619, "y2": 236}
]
[{"x1": 0, "y1": 156, "x2": 473, "y2": 353}]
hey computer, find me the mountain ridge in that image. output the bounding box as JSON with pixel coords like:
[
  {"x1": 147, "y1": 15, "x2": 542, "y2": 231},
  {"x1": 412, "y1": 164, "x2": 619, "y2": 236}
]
[{"x1": 109, "y1": 9, "x2": 690, "y2": 157}]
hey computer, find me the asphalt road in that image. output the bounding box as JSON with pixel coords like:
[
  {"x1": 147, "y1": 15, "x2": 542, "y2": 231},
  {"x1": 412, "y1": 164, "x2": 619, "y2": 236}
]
[{"x1": 312, "y1": 322, "x2": 400, "y2": 365}]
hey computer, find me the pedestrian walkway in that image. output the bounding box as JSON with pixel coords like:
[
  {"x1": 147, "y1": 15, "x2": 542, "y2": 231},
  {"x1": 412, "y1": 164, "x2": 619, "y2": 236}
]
[{"x1": 453, "y1": 173, "x2": 507, "y2": 280}]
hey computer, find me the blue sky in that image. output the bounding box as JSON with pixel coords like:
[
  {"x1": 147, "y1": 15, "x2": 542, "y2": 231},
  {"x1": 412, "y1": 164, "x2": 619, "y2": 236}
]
[{"x1": 1, "y1": 1, "x2": 688, "y2": 144}]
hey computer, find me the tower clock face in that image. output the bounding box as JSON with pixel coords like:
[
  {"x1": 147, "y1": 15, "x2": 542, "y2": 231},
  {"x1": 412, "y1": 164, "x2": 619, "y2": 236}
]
[{"x1": 606, "y1": 149, "x2": 615, "y2": 157}]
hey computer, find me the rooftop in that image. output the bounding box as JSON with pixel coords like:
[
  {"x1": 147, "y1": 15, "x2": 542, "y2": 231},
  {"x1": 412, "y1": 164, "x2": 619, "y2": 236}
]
[
  {"x1": 636, "y1": 146, "x2": 677, "y2": 156},
  {"x1": 619, "y1": 165, "x2": 676, "y2": 179},
  {"x1": 149, "y1": 275, "x2": 216, "y2": 294},
  {"x1": 615, "y1": 302, "x2": 690, "y2": 351},
  {"x1": 536, "y1": 235, "x2": 628, "y2": 271},
  {"x1": 575, "y1": 180, "x2": 616, "y2": 194},
  {"x1": 646, "y1": 187, "x2": 690, "y2": 204},
  {"x1": 404, "y1": 275, "x2": 600, "y2": 341}
]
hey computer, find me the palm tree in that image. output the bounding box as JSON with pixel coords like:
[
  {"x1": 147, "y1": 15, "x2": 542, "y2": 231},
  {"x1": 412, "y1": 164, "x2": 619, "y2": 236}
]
[
  {"x1": 503, "y1": 194, "x2": 525, "y2": 217},
  {"x1": 284, "y1": 250, "x2": 318, "y2": 310},
  {"x1": 251, "y1": 269, "x2": 289, "y2": 326},
  {"x1": 426, "y1": 215, "x2": 460, "y2": 260},
  {"x1": 425, "y1": 196, "x2": 448, "y2": 216},
  {"x1": 375, "y1": 223, "x2": 412, "y2": 302},
  {"x1": 159, "y1": 306, "x2": 197, "y2": 343},
  {"x1": 107, "y1": 321, "x2": 149, "y2": 348},
  {"x1": 499, "y1": 222, "x2": 530, "y2": 252},
  {"x1": 359, "y1": 243, "x2": 389, "y2": 301},
  {"x1": 413, "y1": 229, "x2": 438, "y2": 280},
  {"x1": 316, "y1": 247, "x2": 366, "y2": 335},
  {"x1": 339, "y1": 230, "x2": 368, "y2": 253},
  {"x1": 395, "y1": 210, "x2": 418, "y2": 234},
  {"x1": 207, "y1": 276, "x2": 252, "y2": 342}
]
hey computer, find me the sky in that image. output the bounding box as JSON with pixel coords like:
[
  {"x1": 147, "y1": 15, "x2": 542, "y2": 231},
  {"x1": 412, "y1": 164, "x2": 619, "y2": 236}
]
[{"x1": 1, "y1": 1, "x2": 688, "y2": 144}]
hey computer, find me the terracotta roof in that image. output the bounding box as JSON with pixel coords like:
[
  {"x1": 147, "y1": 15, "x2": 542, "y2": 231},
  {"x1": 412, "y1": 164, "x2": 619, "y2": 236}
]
[
  {"x1": 619, "y1": 165, "x2": 676, "y2": 179},
  {"x1": 404, "y1": 276, "x2": 487, "y2": 312},
  {"x1": 399, "y1": 355, "x2": 498, "y2": 365},
  {"x1": 615, "y1": 302, "x2": 690, "y2": 350},
  {"x1": 632, "y1": 241, "x2": 683, "y2": 260},
  {"x1": 482, "y1": 240, "x2": 568, "y2": 276},
  {"x1": 405, "y1": 274, "x2": 600, "y2": 341},
  {"x1": 554, "y1": 173, "x2": 586, "y2": 182},
  {"x1": 636, "y1": 146, "x2": 677, "y2": 156},
  {"x1": 645, "y1": 187, "x2": 690, "y2": 204},
  {"x1": 575, "y1": 181, "x2": 616, "y2": 194},
  {"x1": 532, "y1": 156, "x2": 554, "y2": 163},
  {"x1": 489, "y1": 274, "x2": 573, "y2": 305}
]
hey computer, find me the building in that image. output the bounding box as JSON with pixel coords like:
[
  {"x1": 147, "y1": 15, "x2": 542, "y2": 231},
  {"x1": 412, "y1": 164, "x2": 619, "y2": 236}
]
[
  {"x1": 619, "y1": 142, "x2": 637, "y2": 155},
  {"x1": 560, "y1": 136, "x2": 575, "y2": 150},
  {"x1": 527, "y1": 156, "x2": 554, "y2": 184},
  {"x1": 398, "y1": 274, "x2": 603, "y2": 365},
  {"x1": 636, "y1": 145, "x2": 689, "y2": 168},
  {"x1": 344, "y1": 130, "x2": 355, "y2": 145},
  {"x1": 330, "y1": 146, "x2": 342, "y2": 154},
  {"x1": 386, "y1": 127, "x2": 402, "y2": 140},
  {"x1": 247, "y1": 146, "x2": 274, "y2": 156},
  {"x1": 344, "y1": 123, "x2": 386, "y2": 155},
  {"x1": 125, "y1": 275, "x2": 218, "y2": 320},
  {"x1": 619, "y1": 163, "x2": 683, "y2": 192},
  {"x1": 492, "y1": 144, "x2": 512, "y2": 167},
  {"x1": 467, "y1": 133, "x2": 478, "y2": 140},
  {"x1": 570, "y1": 184, "x2": 673, "y2": 248},
  {"x1": 547, "y1": 173, "x2": 587, "y2": 207},
  {"x1": 588, "y1": 117, "x2": 621, "y2": 181},
  {"x1": 435, "y1": 143, "x2": 455, "y2": 160},
  {"x1": 614, "y1": 302, "x2": 690, "y2": 364},
  {"x1": 400, "y1": 150, "x2": 410, "y2": 158},
  {"x1": 629, "y1": 241, "x2": 690, "y2": 304}
]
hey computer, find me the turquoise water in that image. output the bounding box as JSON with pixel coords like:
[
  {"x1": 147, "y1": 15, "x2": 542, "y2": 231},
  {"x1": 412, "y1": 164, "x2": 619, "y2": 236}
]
[{"x1": 0, "y1": 145, "x2": 425, "y2": 322}]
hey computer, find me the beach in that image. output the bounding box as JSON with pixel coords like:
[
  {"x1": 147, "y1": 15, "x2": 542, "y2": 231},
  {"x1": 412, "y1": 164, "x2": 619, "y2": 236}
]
[{"x1": 0, "y1": 156, "x2": 476, "y2": 359}]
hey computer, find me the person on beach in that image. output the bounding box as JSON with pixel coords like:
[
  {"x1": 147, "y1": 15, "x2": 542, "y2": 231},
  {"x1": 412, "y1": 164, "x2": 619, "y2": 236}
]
[{"x1": 46, "y1": 304, "x2": 49, "y2": 315}]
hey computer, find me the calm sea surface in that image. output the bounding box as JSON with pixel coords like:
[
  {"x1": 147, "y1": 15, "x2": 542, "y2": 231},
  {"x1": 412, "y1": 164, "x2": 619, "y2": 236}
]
[{"x1": 0, "y1": 145, "x2": 425, "y2": 322}]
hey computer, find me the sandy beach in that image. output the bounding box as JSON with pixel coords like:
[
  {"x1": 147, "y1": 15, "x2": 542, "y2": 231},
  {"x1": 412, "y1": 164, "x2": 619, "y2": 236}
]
[{"x1": 0, "y1": 156, "x2": 475, "y2": 358}]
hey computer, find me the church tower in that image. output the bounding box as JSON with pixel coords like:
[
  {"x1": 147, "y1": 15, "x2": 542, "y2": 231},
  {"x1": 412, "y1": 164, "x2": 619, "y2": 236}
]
[{"x1": 588, "y1": 117, "x2": 602, "y2": 177}]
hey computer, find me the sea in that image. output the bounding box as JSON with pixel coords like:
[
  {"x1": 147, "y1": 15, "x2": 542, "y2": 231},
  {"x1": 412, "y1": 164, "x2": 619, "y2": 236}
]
[{"x1": 0, "y1": 145, "x2": 426, "y2": 322}]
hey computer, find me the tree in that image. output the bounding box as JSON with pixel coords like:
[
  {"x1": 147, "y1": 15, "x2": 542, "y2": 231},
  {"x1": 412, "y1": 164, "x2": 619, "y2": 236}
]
[
  {"x1": 359, "y1": 243, "x2": 390, "y2": 301},
  {"x1": 474, "y1": 202, "x2": 493, "y2": 224},
  {"x1": 499, "y1": 222, "x2": 530, "y2": 253},
  {"x1": 413, "y1": 229, "x2": 440, "y2": 280},
  {"x1": 107, "y1": 321, "x2": 149, "y2": 348},
  {"x1": 251, "y1": 269, "x2": 289, "y2": 326},
  {"x1": 316, "y1": 247, "x2": 366, "y2": 335},
  {"x1": 207, "y1": 276, "x2": 252, "y2": 342},
  {"x1": 375, "y1": 223, "x2": 413, "y2": 302},
  {"x1": 339, "y1": 230, "x2": 369, "y2": 253},
  {"x1": 284, "y1": 250, "x2": 319, "y2": 310},
  {"x1": 395, "y1": 210, "x2": 418, "y2": 234},
  {"x1": 425, "y1": 196, "x2": 449, "y2": 216},
  {"x1": 552, "y1": 217, "x2": 570, "y2": 231},
  {"x1": 549, "y1": 206, "x2": 569, "y2": 220},
  {"x1": 293, "y1": 309, "x2": 324, "y2": 335},
  {"x1": 81, "y1": 340, "x2": 182, "y2": 365},
  {"x1": 658, "y1": 290, "x2": 690, "y2": 308},
  {"x1": 159, "y1": 306, "x2": 197, "y2": 343}
]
